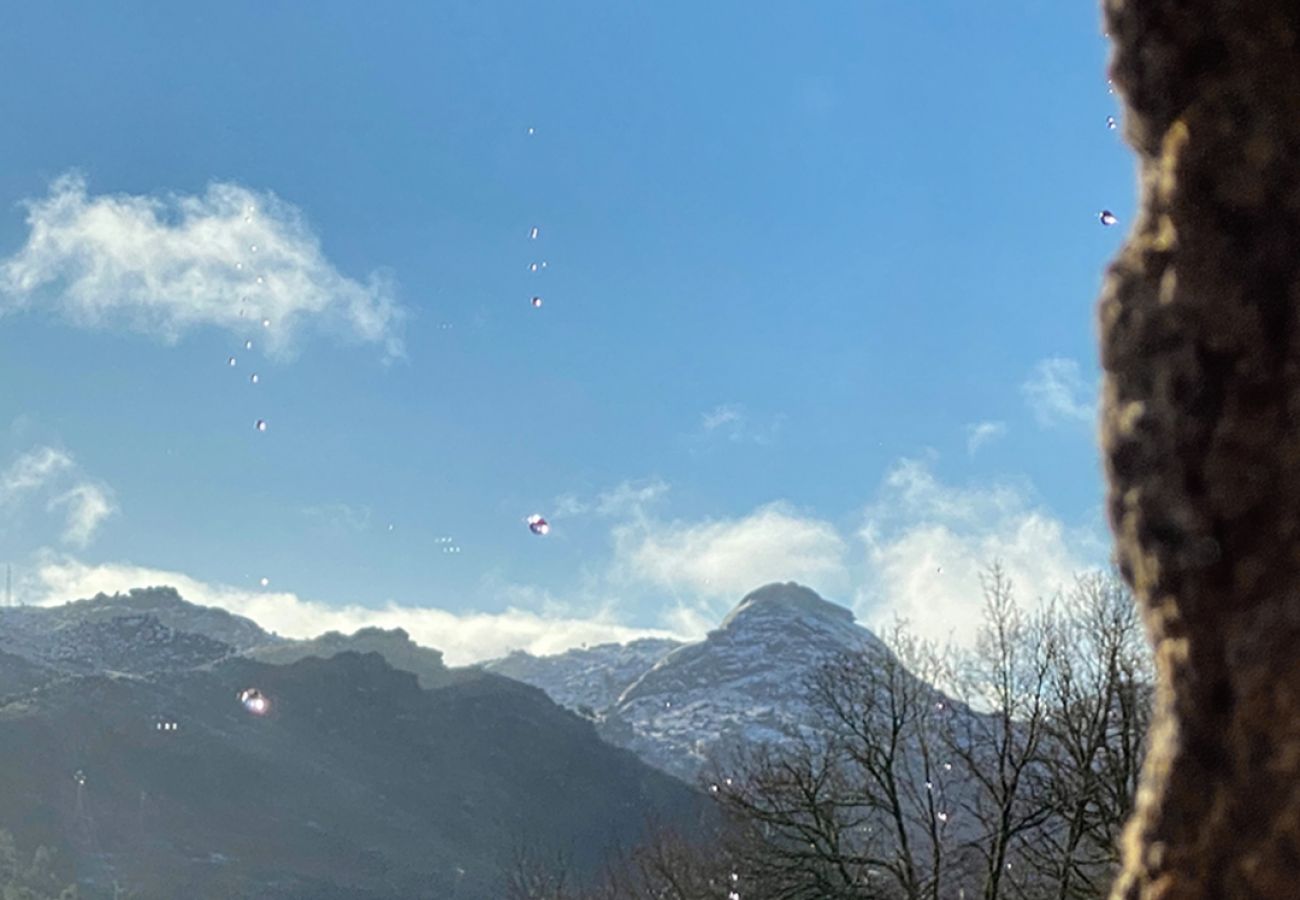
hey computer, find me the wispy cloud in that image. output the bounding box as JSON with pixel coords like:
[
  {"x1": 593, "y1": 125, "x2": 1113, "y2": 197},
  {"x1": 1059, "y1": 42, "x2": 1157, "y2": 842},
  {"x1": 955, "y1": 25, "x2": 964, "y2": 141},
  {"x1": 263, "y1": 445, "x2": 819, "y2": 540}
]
[
  {"x1": 857, "y1": 458, "x2": 1106, "y2": 646},
  {"x1": 301, "y1": 502, "x2": 373, "y2": 533},
  {"x1": 48, "y1": 483, "x2": 116, "y2": 547},
  {"x1": 1022, "y1": 357, "x2": 1096, "y2": 427},
  {"x1": 0, "y1": 173, "x2": 404, "y2": 359},
  {"x1": 0, "y1": 446, "x2": 73, "y2": 501},
  {"x1": 32, "y1": 557, "x2": 682, "y2": 666},
  {"x1": 614, "y1": 501, "x2": 850, "y2": 602},
  {"x1": 0, "y1": 447, "x2": 115, "y2": 546},
  {"x1": 965, "y1": 420, "x2": 1006, "y2": 455},
  {"x1": 553, "y1": 479, "x2": 670, "y2": 521},
  {"x1": 694, "y1": 403, "x2": 782, "y2": 446}
]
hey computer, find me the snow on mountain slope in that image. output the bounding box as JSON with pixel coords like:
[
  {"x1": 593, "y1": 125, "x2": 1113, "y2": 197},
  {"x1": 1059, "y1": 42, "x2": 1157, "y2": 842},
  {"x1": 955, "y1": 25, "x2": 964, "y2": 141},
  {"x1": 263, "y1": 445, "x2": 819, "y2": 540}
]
[
  {"x1": 485, "y1": 583, "x2": 887, "y2": 782},
  {"x1": 0, "y1": 587, "x2": 276, "y2": 679},
  {"x1": 482, "y1": 637, "x2": 684, "y2": 714},
  {"x1": 602, "y1": 583, "x2": 887, "y2": 781}
]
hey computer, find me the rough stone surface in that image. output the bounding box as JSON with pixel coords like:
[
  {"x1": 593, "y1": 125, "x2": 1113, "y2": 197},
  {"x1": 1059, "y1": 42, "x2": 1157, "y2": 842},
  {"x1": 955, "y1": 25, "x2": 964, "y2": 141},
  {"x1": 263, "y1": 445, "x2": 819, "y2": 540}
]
[{"x1": 1101, "y1": 2, "x2": 1300, "y2": 897}]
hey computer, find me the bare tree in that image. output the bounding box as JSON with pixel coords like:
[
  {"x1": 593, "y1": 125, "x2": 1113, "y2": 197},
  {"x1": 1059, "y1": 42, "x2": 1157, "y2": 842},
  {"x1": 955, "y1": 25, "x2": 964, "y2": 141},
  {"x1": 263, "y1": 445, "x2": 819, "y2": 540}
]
[
  {"x1": 505, "y1": 843, "x2": 576, "y2": 900},
  {"x1": 944, "y1": 563, "x2": 1056, "y2": 900},
  {"x1": 1025, "y1": 571, "x2": 1151, "y2": 900},
  {"x1": 805, "y1": 623, "x2": 958, "y2": 900}
]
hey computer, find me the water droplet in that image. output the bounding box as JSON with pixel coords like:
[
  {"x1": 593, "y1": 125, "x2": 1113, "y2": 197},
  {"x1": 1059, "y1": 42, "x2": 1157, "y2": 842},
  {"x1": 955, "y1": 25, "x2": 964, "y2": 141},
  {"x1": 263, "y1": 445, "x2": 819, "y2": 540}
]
[
  {"x1": 235, "y1": 262, "x2": 243, "y2": 270},
  {"x1": 540, "y1": 261, "x2": 548, "y2": 269},
  {"x1": 73, "y1": 770, "x2": 86, "y2": 786},
  {"x1": 526, "y1": 514, "x2": 550, "y2": 536},
  {"x1": 256, "y1": 276, "x2": 264, "y2": 285},
  {"x1": 938, "y1": 811, "x2": 949, "y2": 823},
  {"x1": 250, "y1": 373, "x2": 259, "y2": 384},
  {"x1": 244, "y1": 339, "x2": 253, "y2": 350},
  {"x1": 228, "y1": 356, "x2": 237, "y2": 367},
  {"x1": 527, "y1": 127, "x2": 535, "y2": 135},
  {"x1": 531, "y1": 296, "x2": 543, "y2": 308},
  {"x1": 259, "y1": 576, "x2": 269, "y2": 586},
  {"x1": 262, "y1": 318, "x2": 271, "y2": 328},
  {"x1": 250, "y1": 244, "x2": 258, "y2": 253},
  {"x1": 1100, "y1": 210, "x2": 1119, "y2": 226},
  {"x1": 255, "y1": 419, "x2": 267, "y2": 432},
  {"x1": 529, "y1": 226, "x2": 539, "y2": 240},
  {"x1": 529, "y1": 262, "x2": 539, "y2": 272},
  {"x1": 239, "y1": 688, "x2": 269, "y2": 716},
  {"x1": 387, "y1": 524, "x2": 394, "y2": 532},
  {"x1": 1106, "y1": 115, "x2": 1117, "y2": 130}
]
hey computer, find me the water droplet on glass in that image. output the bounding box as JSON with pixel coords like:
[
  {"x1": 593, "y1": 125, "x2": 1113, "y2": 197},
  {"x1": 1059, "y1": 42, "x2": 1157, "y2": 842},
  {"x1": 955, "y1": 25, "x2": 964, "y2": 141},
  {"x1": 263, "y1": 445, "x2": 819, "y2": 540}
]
[
  {"x1": 255, "y1": 419, "x2": 267, "y2": 432},
  {"x1": 239, "y1": 688, "x2": 269, "y2": 716},
  {"x1": 262, "y1": 318, "x2": 271, "y2": 328},
  {"x1": 540, "y1": 261, "x2": 548, "y2": 269},
  {"x1": 259, "y1": 576, "x2": 269, "y2": 587},
  {"x1": 1106, "y1": 115, "x2": 1117, "y2": 130},
  {"x1": 529, "y1": 262, "x2": 539, "y2": 272},
  {"x1": 1100, "y1": 210, "x2": 1119, "y2": 226},
  {"x1": 529, "y1": 226, "x2": 539, "y2": 240},
  {"x1": 531, "y1": 296, "x2": 543, "y2": 308},
  {"x1": 250, "y1": 244, "x2": 258, "y2": 253},
  {"x1": 527, "y1": 127, "x2": 535, "y2": 135},
  {"x1": 527, "y1": 514, "x2": 550, "y2": 536},
  {"x1": 73, "y1": 770, "x2": 86, "y2": 786},
  {"x1": 244, "y1": 339, "x2": 253, "y2": 350},
  {"x1": 250, "y1": 373, "x2": 259, "y2": 384},
  {"x1": 387, "y1": 524, "x2": 394, "y2": 532},
  {"x1": 938, "y1": 811, "x2": 949, "y2": 823},
  {"x1": 256, "y1": 276, "x2": 264, "y2": 284},
  {"x1": 228, "y1": 356, "x2": 237, "y2": 367},
  {"x1": 235, "y1": 262, "x2": 243, "y2": 270}
]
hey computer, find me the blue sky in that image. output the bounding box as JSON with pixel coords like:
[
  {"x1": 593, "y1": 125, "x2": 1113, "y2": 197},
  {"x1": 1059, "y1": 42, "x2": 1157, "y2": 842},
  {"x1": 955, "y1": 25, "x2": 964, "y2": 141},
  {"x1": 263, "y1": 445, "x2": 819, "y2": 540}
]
[{"x1": 0, "y1": 2, "x2": 1130, "y2": 661}]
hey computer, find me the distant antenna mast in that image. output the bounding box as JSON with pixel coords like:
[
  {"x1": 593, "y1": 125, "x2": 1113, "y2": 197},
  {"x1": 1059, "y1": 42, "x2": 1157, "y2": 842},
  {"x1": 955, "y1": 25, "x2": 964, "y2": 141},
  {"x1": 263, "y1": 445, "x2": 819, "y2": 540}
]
[{"x1": 4, "y1": 564, "x2": 9, "y2": 608}]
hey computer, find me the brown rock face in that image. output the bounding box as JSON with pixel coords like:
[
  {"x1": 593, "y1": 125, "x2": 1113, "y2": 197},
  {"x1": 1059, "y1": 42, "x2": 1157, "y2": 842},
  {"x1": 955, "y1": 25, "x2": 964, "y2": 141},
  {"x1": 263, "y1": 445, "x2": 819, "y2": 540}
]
[{"x1": 1101, "y1": 2, "x2": 1300, "y2": 897}]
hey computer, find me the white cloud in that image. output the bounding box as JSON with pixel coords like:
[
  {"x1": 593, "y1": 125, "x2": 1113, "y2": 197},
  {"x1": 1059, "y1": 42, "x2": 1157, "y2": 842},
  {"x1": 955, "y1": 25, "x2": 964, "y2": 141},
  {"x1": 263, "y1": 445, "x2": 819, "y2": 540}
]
[
  {"x1": 553, "y1": 479, "x2": 670, "y2": 521},
  {"x1": 48, "y1": 483, "x2": 116, "y2": 547},
  {"x1": 858, "y1": 459, "x2": 1106, "y2": 647},
  {"x1": 1022, "y1": 357, "x2": 1096, "y2": 427},
  {"x1": 696, "y1": 403, "x2": 782, "y2": 446},
  {"x1": 0, "y1": 446, "x2": 73, "y2": 501},
  {"x1": 31, "y1": 557, "x2": 682, "y2": 666},
  {"x1": 0, "y1": 173, "x2": 404, "y2": 359},
  {"x1": 0, "y1": 446, "x2": 116, "y2": 546},
  {"x1": 965, "y1": 420, "x2": 1006, "y2": 454},
  {"x1": 616, "y1": 502, "x2": 850, "y2": 602}
]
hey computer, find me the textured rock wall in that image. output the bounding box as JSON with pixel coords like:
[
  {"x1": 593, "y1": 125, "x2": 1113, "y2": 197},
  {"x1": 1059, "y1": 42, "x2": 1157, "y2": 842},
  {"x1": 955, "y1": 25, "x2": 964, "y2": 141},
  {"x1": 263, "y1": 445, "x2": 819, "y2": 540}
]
[{"x1": 1100, "y1": 2, "x2": 1300, "y2": 897}]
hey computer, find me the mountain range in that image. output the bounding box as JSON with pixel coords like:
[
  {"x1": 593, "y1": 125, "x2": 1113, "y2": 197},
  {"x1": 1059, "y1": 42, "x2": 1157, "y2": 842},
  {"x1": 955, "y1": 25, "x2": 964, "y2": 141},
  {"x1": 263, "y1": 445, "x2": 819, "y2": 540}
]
[
  {"x1": 484, "y1": 582, "x2": 885, "y2": 781},
  {"x1": 0, "y1": 581, "x2": 910, "y2": 898},
  {"x1": 0, "y1": 589, "x2": 712, "y2": 899}
]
